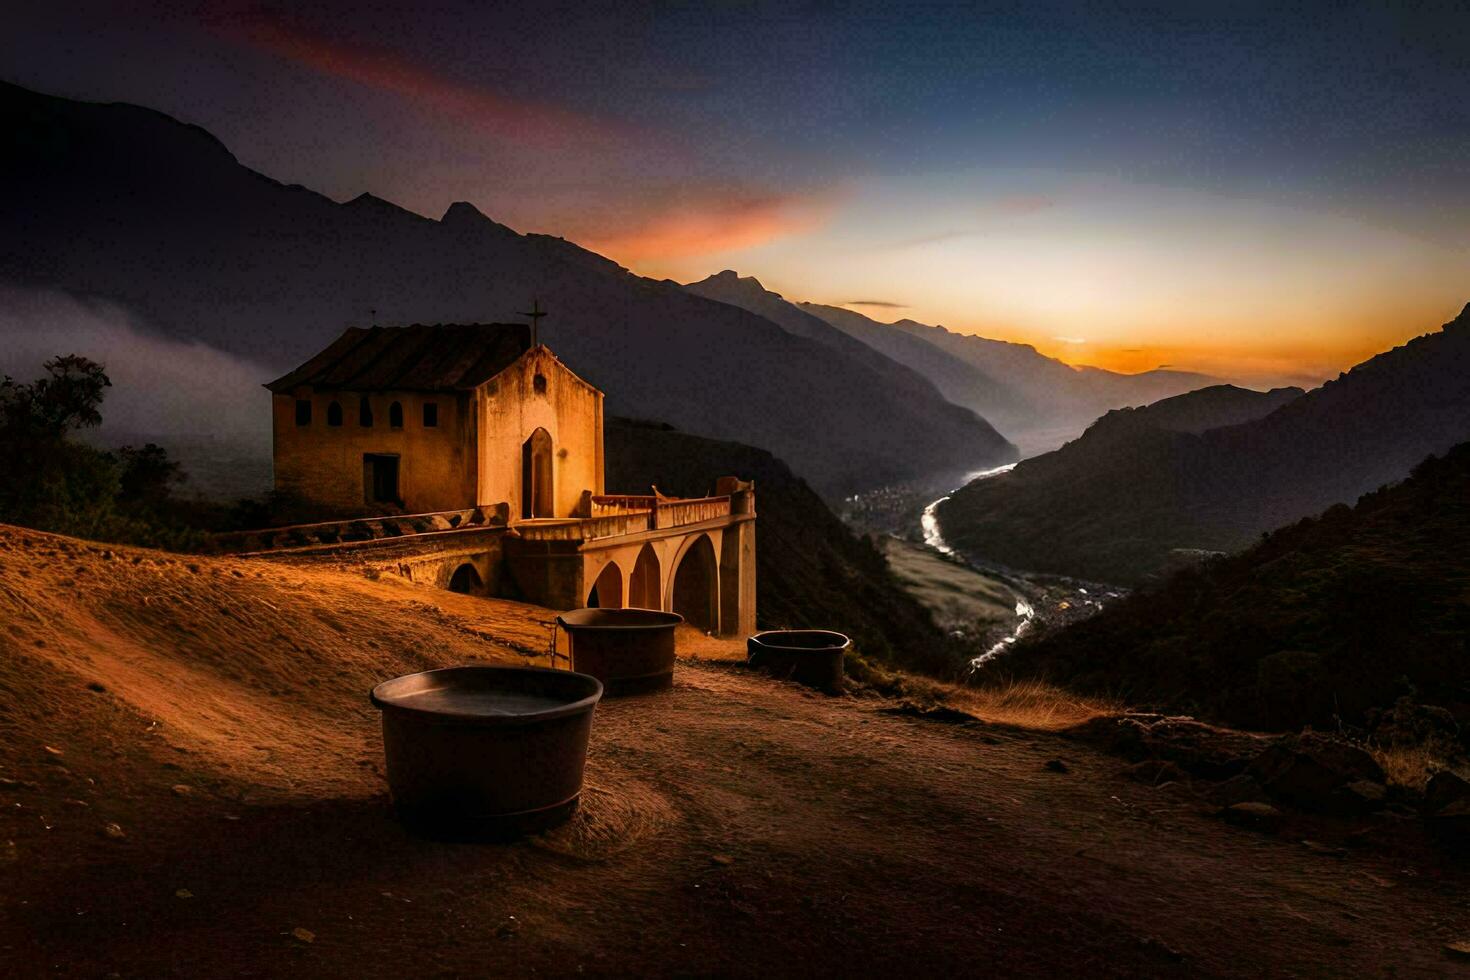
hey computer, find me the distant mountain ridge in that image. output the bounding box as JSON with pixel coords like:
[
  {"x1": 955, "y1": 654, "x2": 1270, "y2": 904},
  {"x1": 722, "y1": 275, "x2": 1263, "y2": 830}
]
[
  {"x1": 0, "y1": 80, "x2": 1013, "y2": 497},
  {"x1": 936, "y1": 304, "x2": 1470, "y2": 584},
  {"x1": 682, "y1": 272, "x2": 1017, "y2": 467},
  {"x1": 797, "y1": 303, "x2": 1220, "y2": 454}
]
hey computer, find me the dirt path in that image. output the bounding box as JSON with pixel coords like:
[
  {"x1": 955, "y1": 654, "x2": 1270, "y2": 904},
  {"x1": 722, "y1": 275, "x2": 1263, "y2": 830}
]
[
  {"x1": 4, "y1": 660, "x2": 1468, "y2": 977},
  {"x1": 2, "y1": 526, "x2": 1468, "y2": 976}
]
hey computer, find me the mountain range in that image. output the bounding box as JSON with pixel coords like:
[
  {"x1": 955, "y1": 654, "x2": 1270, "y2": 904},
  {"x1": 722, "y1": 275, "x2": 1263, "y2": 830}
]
[
  {"x1": 0, "y1": 81, "x2": 1013, "y2": 498},
  {"x1": 937, "y1": 304, "x2": 1470, "y2": 584},
  {"x1": 685, "y1": 270, "x2": 1219, "y2": 455}
]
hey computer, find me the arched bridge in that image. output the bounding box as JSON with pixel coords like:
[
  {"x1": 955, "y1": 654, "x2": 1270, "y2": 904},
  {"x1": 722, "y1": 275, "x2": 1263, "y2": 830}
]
[{"x1": 216, "y1": 480, "x2": 756, "y2": 637}]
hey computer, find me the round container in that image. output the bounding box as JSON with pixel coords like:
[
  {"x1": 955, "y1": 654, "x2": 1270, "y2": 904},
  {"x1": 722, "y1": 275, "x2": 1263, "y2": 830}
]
[
  {"x1": 555, "y1": 608, "x2": 683, "y2": 696},
  {"x1": 747, "y1": 630, "x2": 850, "y2": 691},
  {"x1": 370, "y1": 666, "x2": 602, "y2": 838}
]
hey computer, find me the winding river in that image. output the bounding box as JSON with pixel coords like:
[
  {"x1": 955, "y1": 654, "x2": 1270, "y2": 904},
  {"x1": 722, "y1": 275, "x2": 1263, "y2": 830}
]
[{"x1": 917, "y1": 463, "x2": 1042, "y2": 668}]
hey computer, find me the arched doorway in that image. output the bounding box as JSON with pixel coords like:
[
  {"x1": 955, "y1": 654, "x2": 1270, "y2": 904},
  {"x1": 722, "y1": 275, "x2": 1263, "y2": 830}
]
[
  {"x1": 670, "y1": 534, "x2": 718, "y2": 632},
  {"x1": 628, "y1": 544, "x2": 661, "y2": 610},
  {"x1": 587, "y1": 561, "x2": 623, "y2": 609},
  {"x1": 448, "y1": 563, "x2": 482, "y2": 595},
  {"x1": 521, "y1": 427, "x2": 554, "y2": 518}
]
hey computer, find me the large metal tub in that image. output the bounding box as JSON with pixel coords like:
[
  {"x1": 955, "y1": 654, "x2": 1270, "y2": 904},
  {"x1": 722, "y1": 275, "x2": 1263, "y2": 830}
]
[
  {"x1": 555, "y1": 608, "x2": 683, "y2": 696},
  {"x1": 747, "y1": 630, "x2": 850, "y2": 691},
  {"x1": 370, "y1": 666, "x2": 602, "y2": 838}
]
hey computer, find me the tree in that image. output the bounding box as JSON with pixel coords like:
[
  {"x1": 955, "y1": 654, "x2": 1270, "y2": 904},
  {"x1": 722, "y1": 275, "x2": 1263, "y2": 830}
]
[
  {"x1": 117, "y1": 443, "x2": 184, "y2": 506},
  {"x1": 0, "y1": 355, "x2": 116, "y2": 532},
  {"x1": 0, "y1": 354, "x2": 111, "y2": 435}
]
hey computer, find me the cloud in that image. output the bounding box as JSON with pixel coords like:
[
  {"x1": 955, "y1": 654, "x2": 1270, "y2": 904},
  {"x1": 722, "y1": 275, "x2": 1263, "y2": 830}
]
[
  {"x1": 581, "y1": 190, "x2": 833, "y2": 264},
  {"x1": 1052, "y1": 336, "x2": 1087, "y2": 345},
  {"x1": 220, "y1": 12, "x2": 628, "y2": 149},
  {"x1": 845, "y1": 300, "x2": 907, "y2": 309},
  {"x1": 0, "y1": 286, "x2": 272, "y2": 450}
]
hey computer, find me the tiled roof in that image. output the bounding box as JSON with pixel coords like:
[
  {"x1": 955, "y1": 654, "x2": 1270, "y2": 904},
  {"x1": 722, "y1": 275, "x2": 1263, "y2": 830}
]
[{"x1": 266, "y1": 324, "x2": 532, "y2": 393}]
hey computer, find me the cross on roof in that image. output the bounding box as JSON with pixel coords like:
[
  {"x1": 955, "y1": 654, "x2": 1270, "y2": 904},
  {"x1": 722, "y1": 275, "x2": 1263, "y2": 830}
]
[{"x1": 516, "y1": 298, "x2": 547, "y2": 347}]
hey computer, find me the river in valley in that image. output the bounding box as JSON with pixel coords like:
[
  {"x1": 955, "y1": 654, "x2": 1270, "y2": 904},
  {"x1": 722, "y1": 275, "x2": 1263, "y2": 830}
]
[{"x1": 917, "y1": 465, "x2": 1118, "y2": 670}]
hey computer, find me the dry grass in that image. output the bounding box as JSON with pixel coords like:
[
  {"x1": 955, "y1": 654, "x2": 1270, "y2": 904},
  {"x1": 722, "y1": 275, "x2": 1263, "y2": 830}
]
[
  {"x1": 1369, "y1": 742, "x2": 1464, "y2": 793},
  {"x1": 861, "y1": 667, "x2": 1120, "y2": 732},
  {"x1": 949, "y1": 678, "x2": 1121, "y2": 731}
]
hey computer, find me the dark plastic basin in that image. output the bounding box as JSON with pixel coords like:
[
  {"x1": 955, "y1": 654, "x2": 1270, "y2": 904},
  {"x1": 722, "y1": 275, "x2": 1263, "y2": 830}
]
[
  {"x1": 370, "y1": 666, "x2": 602, "y2": 838},
  {"x1": 747, "y1": 630, "x2": 850, "y2": 691},
  {"x1": 556, "y1": 608, "x2": 683, "y2": 696}
]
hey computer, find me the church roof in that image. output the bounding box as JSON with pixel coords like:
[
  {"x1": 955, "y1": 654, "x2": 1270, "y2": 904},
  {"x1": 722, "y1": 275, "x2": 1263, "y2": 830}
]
[{"x1": 265, "y1": 324, "x2": 533, "y2": 393}]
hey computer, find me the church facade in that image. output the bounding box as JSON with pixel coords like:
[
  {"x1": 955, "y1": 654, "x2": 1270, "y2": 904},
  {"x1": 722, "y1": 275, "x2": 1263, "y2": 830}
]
[{"x1": 267, "y1": 323, "x2": 602, "y2": 518}]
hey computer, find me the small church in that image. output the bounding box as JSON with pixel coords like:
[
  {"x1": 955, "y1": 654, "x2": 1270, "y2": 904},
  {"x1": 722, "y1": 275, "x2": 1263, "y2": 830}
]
[
  {"x1": 266, "y1": 322, "x2": 601, "y2": 518},
  {"x1": 263, "y1": 323, "x2": 757, "y2": 635}
]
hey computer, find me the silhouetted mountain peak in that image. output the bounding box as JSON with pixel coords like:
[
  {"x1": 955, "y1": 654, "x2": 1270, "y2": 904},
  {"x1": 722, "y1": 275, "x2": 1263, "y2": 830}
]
[
  {"x1": 343, "y1": 192, "x2": 426, "y2": 223},
  {"x1": 441, "y1": 200, "x2": 497, "y2": 228},
  {"x1": 699, "y1": 269, "x2": 774, "y2": 299}
]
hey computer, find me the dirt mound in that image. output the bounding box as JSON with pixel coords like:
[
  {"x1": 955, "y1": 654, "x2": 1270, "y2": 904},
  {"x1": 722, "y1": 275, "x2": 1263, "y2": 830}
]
[{"x1": 0, "y1": 524, "x2": 555, "y2": 800}]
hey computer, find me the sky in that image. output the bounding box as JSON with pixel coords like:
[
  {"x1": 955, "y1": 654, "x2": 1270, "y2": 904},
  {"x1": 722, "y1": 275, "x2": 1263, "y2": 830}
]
[{"x1": 3, "y1": 0, "x2": 1468, "y2": 387}]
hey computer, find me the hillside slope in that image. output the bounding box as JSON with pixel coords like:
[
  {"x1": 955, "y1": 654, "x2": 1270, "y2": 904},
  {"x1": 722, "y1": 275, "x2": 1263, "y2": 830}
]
[
  {"x1": 1005, "y1": 442, "x2": 1470, "y2": 732},
  {"x1": 604, "y1": 418, "x2": 956, "y2": 675},
  {"x1": 938, "y1": 305, "x2": 1470, "y2": 584},
  {"x1": 0, "y1": 81, "x2": 1009, "y2": 497},
  {"x1": 2, "y1": 524, "x2": 1464, "y2": 977}
]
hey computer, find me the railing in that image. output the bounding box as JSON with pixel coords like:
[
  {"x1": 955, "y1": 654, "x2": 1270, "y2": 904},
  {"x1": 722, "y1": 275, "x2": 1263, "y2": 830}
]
[
  {"x1": 216, "y1": 492, "x2": 740, "y2": 552},
  {"x1": 589, "y1": 494, "x2": 656, "y2": 517},
  {"x1": 653, "y1": 495, "x2": 731, "y2": 529},
  {"x1": 589, "y1": 493, "x2": 731, "y2": 530},
  {"x1": 212, "y1": 506, "x2": 504, "y2": 553}
]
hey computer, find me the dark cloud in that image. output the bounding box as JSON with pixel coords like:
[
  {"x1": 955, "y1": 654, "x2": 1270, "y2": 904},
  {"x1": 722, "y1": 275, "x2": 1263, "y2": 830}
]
[{"x1": 845, "y1": 299, "x2": 907, "y2": 308}]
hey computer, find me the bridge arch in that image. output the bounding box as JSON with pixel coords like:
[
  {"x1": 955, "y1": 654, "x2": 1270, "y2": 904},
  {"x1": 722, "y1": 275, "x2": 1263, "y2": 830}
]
[
  {"x1": 667, "y1": 533, "x2": 718, "y2": 632},
  {"x1": 628, "y1": 543, "x2": 661, "y2": 610},
  {"x1": 448, "y1": 562, "x2": 483, "y2": 595},
  {"x1": 587, "y1": 560, "x2": 624, "y2": 609}
]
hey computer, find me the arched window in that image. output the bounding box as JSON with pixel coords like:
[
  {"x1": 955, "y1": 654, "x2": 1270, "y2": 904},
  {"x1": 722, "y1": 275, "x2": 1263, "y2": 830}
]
[
  {"x1": 327, "y1": 401, "x2": 343, "y2": 427},
  {"x1": 359, "y1": 397, "x2": 373, "y2": 427},
  {"x1": 389, "y1": 401, "x2": 403, "y2": 429}
]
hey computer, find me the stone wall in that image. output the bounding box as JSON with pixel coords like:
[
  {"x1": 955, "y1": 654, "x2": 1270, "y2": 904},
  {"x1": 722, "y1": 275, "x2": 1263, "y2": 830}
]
[{"x1": 271, "y1": 389, "x2": 476, "y2": 514}]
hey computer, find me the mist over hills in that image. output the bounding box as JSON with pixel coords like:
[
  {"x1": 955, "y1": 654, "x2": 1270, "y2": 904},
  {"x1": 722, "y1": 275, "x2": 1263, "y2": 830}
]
[
  {"x1": 937, "y1": 304, "x2": 1470, "y2": 584},
  {"x1": 0, "y1": 81, "x2": 1014, "y2": 498}
]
